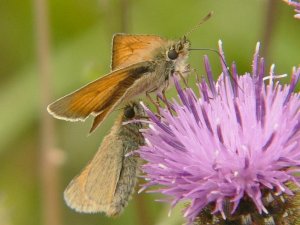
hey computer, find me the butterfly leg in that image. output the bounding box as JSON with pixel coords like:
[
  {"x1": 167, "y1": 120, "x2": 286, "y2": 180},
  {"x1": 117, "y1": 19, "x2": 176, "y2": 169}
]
[
  {"x1": 156, "y1": 94, "x2": 163, "y2": 108},
  {"x1": 175, "y1": 71, "x2": 189, "y2": 88},
  {"x1": 161, "y1": 85, "x2": 173, "y2": 115},
  {"x1": 146, "y1": 88, "x2": 161, "y2": 114}
]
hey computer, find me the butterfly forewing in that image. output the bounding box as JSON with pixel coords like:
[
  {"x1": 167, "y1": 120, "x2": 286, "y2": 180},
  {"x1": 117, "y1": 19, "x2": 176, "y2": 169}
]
[
  {"x1": 64, "y1": 129, "x2": 124, "y2": 213},
  {"x1": 47, "y1": 61, "x2": 153, "y2": 124},
  {"x1": 85, "y1": 137, "x2": 123, "y2": 204},
  {"x1": 63, "y1": 164, "x2": 106, "y2": 213}
]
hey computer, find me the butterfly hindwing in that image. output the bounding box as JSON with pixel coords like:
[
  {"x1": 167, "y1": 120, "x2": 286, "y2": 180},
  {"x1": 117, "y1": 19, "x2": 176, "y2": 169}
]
[{"x1": 111, "y1": 34, "x2": 166, "y2": 70}]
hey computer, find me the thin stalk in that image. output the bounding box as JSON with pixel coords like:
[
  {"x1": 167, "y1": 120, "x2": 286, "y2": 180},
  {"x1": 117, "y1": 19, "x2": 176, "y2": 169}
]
[{"x1": 33, "y1": 0, "x2": 62, "y2": 225}]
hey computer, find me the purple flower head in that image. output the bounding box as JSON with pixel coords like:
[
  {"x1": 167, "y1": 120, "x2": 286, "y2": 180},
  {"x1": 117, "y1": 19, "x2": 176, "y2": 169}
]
[
  {"x1": 138, "y1": 41, "x2": 300, "y2": 224},
  {"x1": 284, "y1": 0, "x2": 300, "y2": 19}
]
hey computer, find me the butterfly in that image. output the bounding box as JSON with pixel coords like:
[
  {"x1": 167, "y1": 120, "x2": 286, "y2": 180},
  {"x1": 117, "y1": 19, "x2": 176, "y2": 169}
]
[
  {"x1": 64, "y1": 102, "x2": 146, "y2": 215},
  {"x1": 47, "y1": 34, "x2": 190, "y2": 132}
]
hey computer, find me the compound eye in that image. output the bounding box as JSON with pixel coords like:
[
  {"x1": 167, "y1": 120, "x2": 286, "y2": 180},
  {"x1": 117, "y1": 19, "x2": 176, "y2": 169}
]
[
  {"x1": 124, "y1": 106, "x2": 135, "y2": 119},
  {"x1": 167, "y1": 49, "x2": 178, "y2": 60}
]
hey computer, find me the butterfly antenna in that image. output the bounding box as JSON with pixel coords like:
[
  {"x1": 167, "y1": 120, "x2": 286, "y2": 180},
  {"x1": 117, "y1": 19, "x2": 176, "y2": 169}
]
[{"x1": 185, "y1": 11, "x2": 213, "y2": 37}]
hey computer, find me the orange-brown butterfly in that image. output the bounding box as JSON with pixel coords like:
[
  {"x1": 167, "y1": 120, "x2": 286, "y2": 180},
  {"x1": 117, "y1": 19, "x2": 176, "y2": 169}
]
[{"x1": 47, "y1": 34, "x2": 190, "y2": 132}]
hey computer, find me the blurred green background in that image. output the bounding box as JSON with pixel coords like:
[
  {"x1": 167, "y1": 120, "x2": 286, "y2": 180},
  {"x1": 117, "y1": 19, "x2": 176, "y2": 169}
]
[{"x1": 0, "y1": 0, "x2": 299, "y2": 225}]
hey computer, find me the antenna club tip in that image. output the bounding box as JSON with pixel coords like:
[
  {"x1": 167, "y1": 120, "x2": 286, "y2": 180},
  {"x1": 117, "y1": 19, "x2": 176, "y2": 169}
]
[{"x1": 185, "y1": 12, "x2": 214, "y2": 37}]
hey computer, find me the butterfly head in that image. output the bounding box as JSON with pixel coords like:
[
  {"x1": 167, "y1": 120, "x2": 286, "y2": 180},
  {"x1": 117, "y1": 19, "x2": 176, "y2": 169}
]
[
  {"x1": 166, "y1": 36, "x2": 189, "y2": 60},
  {"x1": 164, "y1": 36, "x2": 190, "y2": 75}
]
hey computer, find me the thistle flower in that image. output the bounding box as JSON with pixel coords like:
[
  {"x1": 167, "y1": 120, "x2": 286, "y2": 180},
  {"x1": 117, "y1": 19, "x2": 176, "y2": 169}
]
[
  {"x1": 138, "y1": 42, "x2": 300, "y2": 224},
  {"x1": 284, "y1": 0, "x2": 300, "y2": 19}
]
